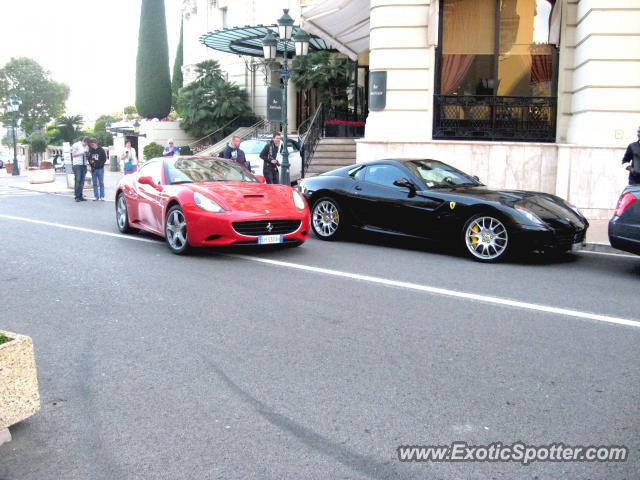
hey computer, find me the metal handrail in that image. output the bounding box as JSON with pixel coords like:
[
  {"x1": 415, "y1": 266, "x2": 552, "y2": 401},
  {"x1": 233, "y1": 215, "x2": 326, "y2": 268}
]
[{"x1": 299, "y1": 103, "x2": 324, "y2": 178}]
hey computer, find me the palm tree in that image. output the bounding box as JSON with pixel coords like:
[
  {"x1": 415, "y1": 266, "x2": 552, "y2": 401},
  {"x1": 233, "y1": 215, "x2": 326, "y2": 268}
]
[{"x1": 56, "y1": 115, "x2": 84, "y2": 143}]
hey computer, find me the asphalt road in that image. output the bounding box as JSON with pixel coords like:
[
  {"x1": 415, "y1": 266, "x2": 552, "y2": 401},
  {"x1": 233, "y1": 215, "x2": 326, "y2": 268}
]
[{"x1": 0, "y1": 185, "x2": 638, "y2": 480}]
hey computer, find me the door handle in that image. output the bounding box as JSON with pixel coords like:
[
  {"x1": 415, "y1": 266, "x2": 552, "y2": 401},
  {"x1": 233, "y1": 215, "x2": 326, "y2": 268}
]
[{"x1": 355, "y1": 185, "x2": 362, "y2": 191}]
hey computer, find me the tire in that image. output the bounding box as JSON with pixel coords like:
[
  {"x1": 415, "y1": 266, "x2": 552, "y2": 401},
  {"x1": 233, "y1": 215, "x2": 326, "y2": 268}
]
[
  {"x1": 462, "y1": 213, "x2": 510, "y2": 263},
  {"x1": 165, "y1": 205, "x2": 190, "y2": 255},
  {"x1": 115, "y1": 192, "x2": 134, "y2": 233},
  {"x1": 311, "y1": 196, "x2": 346, "y2": 241}
]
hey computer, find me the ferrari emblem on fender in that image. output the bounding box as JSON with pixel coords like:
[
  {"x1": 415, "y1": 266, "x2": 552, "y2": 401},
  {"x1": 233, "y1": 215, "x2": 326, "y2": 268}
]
[
  {"x1": 266, "y1": 222, "x2": 273, "y2": 233},
  {"x1": 450, "y1": 201, "x2": 456, "y2": 210}
]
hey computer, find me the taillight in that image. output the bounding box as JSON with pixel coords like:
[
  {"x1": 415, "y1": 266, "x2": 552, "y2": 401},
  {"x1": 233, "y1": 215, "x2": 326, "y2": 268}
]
[{"x1": 614, "y1": 192, "x2": 637, "y2": 217}]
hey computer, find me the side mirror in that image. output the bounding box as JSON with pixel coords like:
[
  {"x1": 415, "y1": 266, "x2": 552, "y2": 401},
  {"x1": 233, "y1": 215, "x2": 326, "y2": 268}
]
[
  {"x1": 393, "y1": 178, "x2": 416, "y2": 192},
  {"x1": 255, "y1": 175, "x2": 266, "y2": 184},
  {"x1": 472, "y1": 175, "x2": 480, "y2": 182},
  {"x1": 138, "y1": 176, "x2": 162, "y2": 191}
]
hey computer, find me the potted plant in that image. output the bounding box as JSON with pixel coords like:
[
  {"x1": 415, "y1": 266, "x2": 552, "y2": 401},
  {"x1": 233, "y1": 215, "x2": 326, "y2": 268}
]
[
  {"x1": 4, "y1": 163, "x2": 12, "y2": 174},
  {"x1": 0, "y1": 330, "x2": 40, "y2": 447}
]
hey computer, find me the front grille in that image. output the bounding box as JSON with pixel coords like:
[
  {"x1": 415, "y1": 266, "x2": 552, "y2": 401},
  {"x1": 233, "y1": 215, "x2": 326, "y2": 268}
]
[
  {"x1": 232, "y1": 220, "x2": 301, "y2": 236},
  {"x1": 555, "y1": 229, "x2": 585, "y2": 249}
]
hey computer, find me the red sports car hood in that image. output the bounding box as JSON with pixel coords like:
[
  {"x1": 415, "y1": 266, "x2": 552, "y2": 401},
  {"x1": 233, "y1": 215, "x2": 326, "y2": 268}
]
[{"x1": 185, "y1": 182, "x2": 301, "y2": 214}]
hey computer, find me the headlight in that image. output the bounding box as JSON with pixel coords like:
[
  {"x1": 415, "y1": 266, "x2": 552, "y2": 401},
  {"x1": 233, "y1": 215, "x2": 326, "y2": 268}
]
[
  {"x1": 292, "y1": 190, "x2": 306, "y2": 210},
  {"x1": 193, "y1": 192, "x2": 224, "y2": 212},
  {"x1": 565, "y1": 201, "x2": 583, "y2": 217},
  {"x1": 515, "y1": 205, "x2": 544, "y2": 225}
]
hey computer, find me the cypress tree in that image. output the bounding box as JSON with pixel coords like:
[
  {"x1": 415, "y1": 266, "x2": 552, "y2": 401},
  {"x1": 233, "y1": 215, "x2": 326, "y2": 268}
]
[
  {"x1": 172, "y1": 19, "x2": 184, "y2": 105},
  {"x1": 136, "y1": 0, "x2": 172, "y2": 119}
]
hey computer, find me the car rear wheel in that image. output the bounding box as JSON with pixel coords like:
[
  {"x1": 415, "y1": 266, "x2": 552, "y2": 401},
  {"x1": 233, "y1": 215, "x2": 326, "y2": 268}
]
[
  {"x1": 462, "y1": 214, "x2": 510, "y2": 262},
  {"x1": 165, "y1": 205, "x2": 190, "y2": 254},
  {"x1": 116, "y1": 192, "x2": 134, "y2": 233},
  {"x1": 311, "y1": 197, "x2": 345, "y2": 241}
]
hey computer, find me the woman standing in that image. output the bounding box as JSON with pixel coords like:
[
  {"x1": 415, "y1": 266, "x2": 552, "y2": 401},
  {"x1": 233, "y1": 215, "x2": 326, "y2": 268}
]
[{"x1": 121, "y1": 140, "x2": 138, "y2": 174}]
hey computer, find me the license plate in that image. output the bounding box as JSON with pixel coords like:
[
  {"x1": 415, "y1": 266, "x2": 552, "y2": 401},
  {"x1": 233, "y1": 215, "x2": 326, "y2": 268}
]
[{"x1": 258, "y1": 234, "x2": 283, "y2": 245}]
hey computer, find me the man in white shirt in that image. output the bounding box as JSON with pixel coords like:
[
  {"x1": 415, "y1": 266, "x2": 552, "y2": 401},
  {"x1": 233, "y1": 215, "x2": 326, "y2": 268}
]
[{"x1": 71, "y1": 136, "x2": 89, "y2": 202}]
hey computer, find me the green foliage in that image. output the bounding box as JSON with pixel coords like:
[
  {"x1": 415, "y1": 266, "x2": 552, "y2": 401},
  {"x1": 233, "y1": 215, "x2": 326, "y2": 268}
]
[
  {"x1": 0, "y1": 332, "x2": 8, "y2": 345},
  {"x1": 143, "y1": 142, "x2": 164, "y2": 160},
  {"x1": 54, "y1": 115, "x2": 84, "y2": 144},
  {"x1": 123, "y1": 105, "x2": 139, "y2": 121},
  {"x1": 93, "y1": 115, "x2": 115, "y2": 147},
  {"x1": 292, "y1": 51, "x2": 355, "y2": 111},
  {"x1": 0, "y1": 57, "x2": 70, "y2": 133},
  {"x1": 179, "y1": 145, "x2": 192, "y2": 155},
  {"x1": 172, "y1": 19, "x2": 184, "y2": 107},
  {"x1": 28, "y1": 131, "x2": 48, "y2": 154},
  {"x1": 176, "y1": 60, "x2": 256, "y2": 139},
  {"x1": 2, "y1": 132, "x2": 13, "y2": 147},
  {"x1": 136, "y1": 0, "x2": 172, "y2": 119}
]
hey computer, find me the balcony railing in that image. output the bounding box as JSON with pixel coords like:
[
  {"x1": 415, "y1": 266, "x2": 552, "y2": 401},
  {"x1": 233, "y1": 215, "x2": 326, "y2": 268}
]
[{"x1": 433, "y1": 95, "x2": 557, "y2": 142}]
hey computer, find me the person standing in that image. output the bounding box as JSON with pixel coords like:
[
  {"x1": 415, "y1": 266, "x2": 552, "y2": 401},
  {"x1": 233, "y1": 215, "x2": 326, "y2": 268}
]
[
  {"x1": 259, "y1": 132, "x2": 282, "y2": 184},
  {"x1": 622, "y1": 126, "x2": 640, "y2": 185},
  {"x1": 71, "y1": 136, "x2": 89, "y2": 202},
  {"x1": 222, "y1": 135, "x2": 250, "y2": 171},
  {"x1": 87, "y1": 138, "x2": 107, "y2": 201},
  {"x1": 121, "y1": 140, "x2": 138, "y2": 174},
  {"x1": 162, "y1": 139, "x2": 180, "y2": 157}
]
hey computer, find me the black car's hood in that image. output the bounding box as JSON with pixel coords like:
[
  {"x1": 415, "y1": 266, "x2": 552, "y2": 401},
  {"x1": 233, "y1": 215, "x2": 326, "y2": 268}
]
[{"x1": 440, "y1": 186, "x2": 587, "y2": 229}]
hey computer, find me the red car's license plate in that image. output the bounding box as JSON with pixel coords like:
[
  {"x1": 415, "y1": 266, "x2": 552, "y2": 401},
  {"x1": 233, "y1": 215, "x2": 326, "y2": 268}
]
[{"x1": 258, "y1": 235, "x2": 283, "y2": 245}]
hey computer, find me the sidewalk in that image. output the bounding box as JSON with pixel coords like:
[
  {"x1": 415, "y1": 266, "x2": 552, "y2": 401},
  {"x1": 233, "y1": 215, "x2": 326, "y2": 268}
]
[{"x1": 0, "y1": 171, "x2": 123, "y2": 201}]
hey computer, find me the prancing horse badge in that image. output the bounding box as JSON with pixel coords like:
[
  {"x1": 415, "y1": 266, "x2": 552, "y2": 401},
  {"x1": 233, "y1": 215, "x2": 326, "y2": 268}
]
[{"x1": 449, "y1": 201, "x2": 456, "y2": 210}]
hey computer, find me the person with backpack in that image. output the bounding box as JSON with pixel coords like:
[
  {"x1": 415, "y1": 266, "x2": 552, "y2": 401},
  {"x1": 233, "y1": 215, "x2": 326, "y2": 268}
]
[{"x1": 87, "y1": 137, "x2": 107, "y2": 201}]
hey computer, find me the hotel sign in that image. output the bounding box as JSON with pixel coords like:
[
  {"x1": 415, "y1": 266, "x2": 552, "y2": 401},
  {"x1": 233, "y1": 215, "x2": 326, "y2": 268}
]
[
  {"x1": 267, "y1": 87, "x2": 284, "y2": 122},
  {"x1": 369, "y1": 71, "x2": 387, "y2": 111}
]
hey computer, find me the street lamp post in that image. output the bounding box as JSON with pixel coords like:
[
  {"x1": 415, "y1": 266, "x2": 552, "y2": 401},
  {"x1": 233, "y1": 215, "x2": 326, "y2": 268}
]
[
  {"x1": 7, "y1": 93, "x2": 22, "y2": 176},
  {"x1": 262, "y1": 9, "x2": 309, "y2": 185}
]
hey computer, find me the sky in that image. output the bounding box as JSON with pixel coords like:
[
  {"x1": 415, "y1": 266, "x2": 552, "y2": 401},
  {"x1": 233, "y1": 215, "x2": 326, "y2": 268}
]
[{"x1": 0, "y1": 0, "x2": 182, "y2": 125}]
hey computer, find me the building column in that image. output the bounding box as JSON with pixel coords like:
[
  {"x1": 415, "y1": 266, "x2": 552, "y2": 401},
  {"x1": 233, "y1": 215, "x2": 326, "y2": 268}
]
[
  {"x1": 287, "y1": 77, "x2": 297, "y2": 134},
  {"x1": 563, "y1": 0, "x2": 640, "y2": 146},
  {"x1": 362, "y1": 0, "x2": 436, "y2": 146}
]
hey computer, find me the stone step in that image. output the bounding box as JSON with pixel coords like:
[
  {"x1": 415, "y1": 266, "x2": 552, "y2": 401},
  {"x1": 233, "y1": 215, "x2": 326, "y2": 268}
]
[
  {"x1": 311, "y1": 151, "x2": 357, "y2": 160},
  {"x1": 314, "y1": 144, "x2": 357, "y2": 152},
  {"x1": 317, "y1": 138, "x2": 357, "y2": 145}
]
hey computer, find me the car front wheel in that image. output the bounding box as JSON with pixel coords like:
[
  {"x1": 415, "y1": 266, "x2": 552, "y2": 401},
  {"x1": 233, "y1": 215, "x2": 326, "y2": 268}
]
[
  {"x1": 116, "y1": 192, "x2": 134, "y2": 233},
  {"x1": 311, "y1": 197, "x2": 345, "y2": 241},
  {"x1": 165, "y1": 205, "x2": 190, "y2": 254},
  {"x1": 462, "y1": 214, "x2": 510, "y2": 262}
]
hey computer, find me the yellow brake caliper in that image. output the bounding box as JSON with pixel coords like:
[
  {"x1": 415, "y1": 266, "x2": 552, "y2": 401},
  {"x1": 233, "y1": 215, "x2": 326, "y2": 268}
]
[{"x1": 471, "y1": 224, "x2": 480, "y2": 245}]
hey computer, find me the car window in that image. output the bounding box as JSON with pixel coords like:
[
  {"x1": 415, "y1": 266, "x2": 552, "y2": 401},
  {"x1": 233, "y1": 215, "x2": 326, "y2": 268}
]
[
  {"x1": 405, "y1": 160, "x2": 479, "y2": 188},
  {"x1": 240, "y1": 140, "x2": 267, "y2": 154},
  {"x1": 287, "y1": 140, "x2": 299, "y2": 153},
  {"x1": 364, "y1": 164, "x2": 406, "y2": 188},
  {"x1": 137, "y1": 161, "x2": 161, "y2": 184}
]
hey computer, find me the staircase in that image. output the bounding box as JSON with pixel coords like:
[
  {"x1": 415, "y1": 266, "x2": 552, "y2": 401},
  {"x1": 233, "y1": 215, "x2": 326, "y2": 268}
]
[{"x1": 305, "y1": 138, "x2": 357, "y2": 177}]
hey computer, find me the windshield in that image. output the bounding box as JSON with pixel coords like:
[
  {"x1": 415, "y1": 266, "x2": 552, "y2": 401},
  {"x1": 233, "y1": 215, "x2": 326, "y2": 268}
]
[
  {"x1": 405, "y1": 160, "x2": 480, "y2": 188},
  {"x1": 165, "y1": 158, "x2": 258, "y2": 184},
  {"x1": 239, "y1": 139, "x2": 268, "y2": 154}
]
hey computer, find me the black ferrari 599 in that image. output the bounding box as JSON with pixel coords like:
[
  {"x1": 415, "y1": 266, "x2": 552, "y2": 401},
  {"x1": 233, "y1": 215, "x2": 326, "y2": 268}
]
[{"x1": 298, "y1": 159, "x2": 588, "y2": 262}]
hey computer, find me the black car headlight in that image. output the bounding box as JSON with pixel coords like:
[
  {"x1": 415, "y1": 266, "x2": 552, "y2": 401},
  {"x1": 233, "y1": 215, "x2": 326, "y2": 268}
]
[
  {"x1": 194, "y1": 192, "x2": 225, "y2": 213},
  {"x1": 514, "y1": 205, "x2": 544, "y2": 225}
]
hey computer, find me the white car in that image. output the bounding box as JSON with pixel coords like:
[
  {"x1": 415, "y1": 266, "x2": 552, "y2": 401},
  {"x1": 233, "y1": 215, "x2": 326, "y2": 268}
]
[{"x1": 238, "y1": 138, "x2": 302, "y2": 182}]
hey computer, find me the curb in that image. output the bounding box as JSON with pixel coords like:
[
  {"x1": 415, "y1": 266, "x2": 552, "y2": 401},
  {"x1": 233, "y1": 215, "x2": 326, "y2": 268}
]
[{"x1": 581, "y1": 242, "x2": 628, "y2": 255}]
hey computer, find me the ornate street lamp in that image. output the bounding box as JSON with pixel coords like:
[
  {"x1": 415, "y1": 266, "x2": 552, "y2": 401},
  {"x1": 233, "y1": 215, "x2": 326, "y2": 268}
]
[
  {"x1": 133, "y1": 119, "x2": 141, "y2": 135},
  {"x1": 261, "y1": 9, "x2": 310, "y2": 185},
  {"x1": 7, "y1": 93, "x2": 22, "y2": 176}
]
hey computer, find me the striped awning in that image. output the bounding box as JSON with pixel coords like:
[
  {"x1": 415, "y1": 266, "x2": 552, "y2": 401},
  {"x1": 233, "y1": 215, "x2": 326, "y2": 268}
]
[{"x1": 200, "y1": 25, "x2": 333, "y2": 58}]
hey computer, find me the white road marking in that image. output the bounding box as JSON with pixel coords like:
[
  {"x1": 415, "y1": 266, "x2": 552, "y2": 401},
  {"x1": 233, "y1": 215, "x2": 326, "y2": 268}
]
[
  {"x1": 0, "y1": 186, "x2": 44, "y2": 197},
  {"x1": 0, "y1": 213, "x2": 638, "y2": 329},
  {"x1": 578, "y1": 249, "x2": 639, "y2": 260},
  {"x1": 0, "y1": 214, "x2": 160, "y2": 244}
]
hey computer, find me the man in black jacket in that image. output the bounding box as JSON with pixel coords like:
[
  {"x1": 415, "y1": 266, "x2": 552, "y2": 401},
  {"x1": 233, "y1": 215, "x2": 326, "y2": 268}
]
[
  {"x1": 87, "y1": 138, "x2": 107, "y2": 201},
  {"x1": 622, "y1": 126, "x2": 640, "y2": 185},
  {"x1": 259, "y1": 132, "x2": 282, "y2": 184},
  {"x1": 222, "y1": 135, "x2": 250, "y2": 171}
]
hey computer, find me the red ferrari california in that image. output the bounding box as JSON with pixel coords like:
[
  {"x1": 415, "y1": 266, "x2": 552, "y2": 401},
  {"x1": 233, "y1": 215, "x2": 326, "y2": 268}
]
[{"x1": 115, "y1": 156, "x2": 310, "y2": 254}]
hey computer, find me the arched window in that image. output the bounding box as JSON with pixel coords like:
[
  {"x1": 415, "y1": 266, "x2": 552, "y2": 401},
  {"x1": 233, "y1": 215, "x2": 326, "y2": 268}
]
[{"x1": 434, "y1": 0, "x2": 559, "y2": 142}]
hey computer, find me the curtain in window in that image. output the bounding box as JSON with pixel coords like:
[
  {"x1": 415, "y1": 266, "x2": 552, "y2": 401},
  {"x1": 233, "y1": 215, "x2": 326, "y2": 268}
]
[{"x1": 441, "y1": 55, "x2": 475, "y2": 94}]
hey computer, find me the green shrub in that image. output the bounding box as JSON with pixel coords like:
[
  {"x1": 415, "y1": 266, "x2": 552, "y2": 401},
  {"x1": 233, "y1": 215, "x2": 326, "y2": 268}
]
[
  {"x1": 143, "y1": 142, "x2": 164, "y2": 160},
  {"x1": 0, "y1": 332, "x2": 9, "y2": 345},
  {"x1": 179, "y1": 145, "x2": 192, "y2": 155}
]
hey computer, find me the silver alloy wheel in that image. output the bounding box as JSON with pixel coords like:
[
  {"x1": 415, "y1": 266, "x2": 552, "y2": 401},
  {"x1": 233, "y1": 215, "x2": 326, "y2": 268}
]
[
  {"x1": 166, "y1": 209, "x2": 188, "y2": 250},
  {"x1": 117, "y1": 195, "x2": 128, "y2": 230},
  {"x1": 465, "y1": 216, "x2": 509, "y2": 260},
  {"x1": 313, "y1": 200, "x2": 340, "y2": 237}
]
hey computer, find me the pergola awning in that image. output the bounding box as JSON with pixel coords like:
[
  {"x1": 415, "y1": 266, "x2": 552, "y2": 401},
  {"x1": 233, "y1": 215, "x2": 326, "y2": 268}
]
[
  {"x1": 300, "y1": 0, "x2": 370, "y2": 61},
  {"x1": 200, "y1": 25, "x2": 333, "y2": 58}
]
